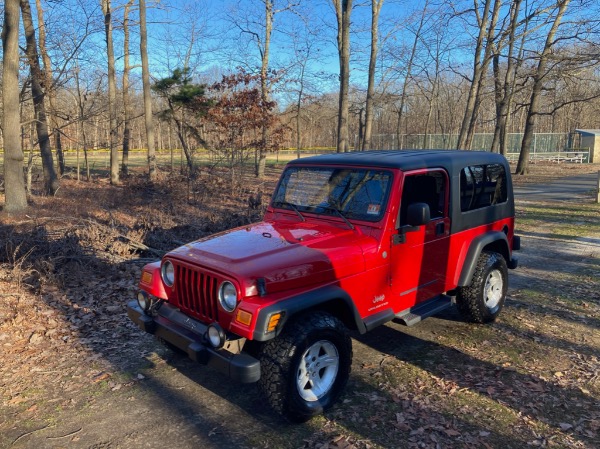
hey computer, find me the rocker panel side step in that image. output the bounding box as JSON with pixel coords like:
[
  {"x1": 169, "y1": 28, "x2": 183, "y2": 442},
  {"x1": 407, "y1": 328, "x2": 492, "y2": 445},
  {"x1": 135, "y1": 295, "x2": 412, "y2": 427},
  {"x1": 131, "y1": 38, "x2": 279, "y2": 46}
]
[{"x1": 394, "y1": 295, "x2": 453, "y2": 326}]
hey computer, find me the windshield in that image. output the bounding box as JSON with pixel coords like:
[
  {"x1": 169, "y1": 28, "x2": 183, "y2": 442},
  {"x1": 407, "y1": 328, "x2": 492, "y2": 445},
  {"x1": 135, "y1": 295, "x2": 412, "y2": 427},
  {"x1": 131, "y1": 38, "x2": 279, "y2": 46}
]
[{"x1": 272, "y1": 166, "x2": 393, "y2": 222}]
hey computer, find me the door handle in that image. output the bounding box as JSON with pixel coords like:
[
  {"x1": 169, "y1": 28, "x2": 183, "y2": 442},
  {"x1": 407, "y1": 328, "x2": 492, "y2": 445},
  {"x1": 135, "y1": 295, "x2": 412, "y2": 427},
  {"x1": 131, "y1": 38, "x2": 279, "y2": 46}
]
[{"x1": 435, "y1": 222, "x2": 445, "y2": 235}]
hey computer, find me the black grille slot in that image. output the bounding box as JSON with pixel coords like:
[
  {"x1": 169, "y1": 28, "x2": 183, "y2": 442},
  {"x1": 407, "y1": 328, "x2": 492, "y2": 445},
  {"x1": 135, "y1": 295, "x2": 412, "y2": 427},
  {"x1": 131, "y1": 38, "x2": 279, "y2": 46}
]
[{"x1": 174, "y1": 264, "x2": 219, "y2": 322}]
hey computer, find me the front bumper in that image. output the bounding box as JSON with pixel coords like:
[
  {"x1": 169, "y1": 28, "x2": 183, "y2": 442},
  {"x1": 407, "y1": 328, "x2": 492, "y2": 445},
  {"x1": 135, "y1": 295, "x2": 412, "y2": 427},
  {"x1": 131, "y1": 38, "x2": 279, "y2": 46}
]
[{"x1": 127, "y1": 300, "x2": 260, "y2": 383}]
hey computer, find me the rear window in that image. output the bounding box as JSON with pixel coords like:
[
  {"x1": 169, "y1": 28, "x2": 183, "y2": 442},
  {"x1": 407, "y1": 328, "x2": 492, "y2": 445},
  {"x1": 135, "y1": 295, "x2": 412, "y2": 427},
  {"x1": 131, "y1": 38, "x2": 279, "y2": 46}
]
[{"x1": 460, "y1": 164, "x2": 507, "y2": 212}]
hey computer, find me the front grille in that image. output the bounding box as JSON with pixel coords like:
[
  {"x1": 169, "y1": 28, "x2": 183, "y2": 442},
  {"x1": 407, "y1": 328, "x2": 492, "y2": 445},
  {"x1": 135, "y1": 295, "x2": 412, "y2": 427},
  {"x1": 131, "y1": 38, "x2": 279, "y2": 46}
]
[{"x1": 173, "y1": 264, "x2": 219, "y2": 322}]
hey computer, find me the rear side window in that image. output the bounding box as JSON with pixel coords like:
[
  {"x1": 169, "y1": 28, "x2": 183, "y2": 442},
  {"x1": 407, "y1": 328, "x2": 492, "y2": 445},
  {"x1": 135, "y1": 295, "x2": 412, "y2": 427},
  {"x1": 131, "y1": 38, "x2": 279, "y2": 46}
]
[{"x1": 460, "y1": 164, "x2": 507, "y2": 212}]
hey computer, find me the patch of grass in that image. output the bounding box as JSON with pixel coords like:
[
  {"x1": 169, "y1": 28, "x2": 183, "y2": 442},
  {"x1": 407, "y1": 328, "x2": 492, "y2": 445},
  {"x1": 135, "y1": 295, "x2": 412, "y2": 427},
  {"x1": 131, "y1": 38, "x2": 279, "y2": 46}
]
[{"x1": 517, "y1": 202, "x2": 600, "y2": 237}]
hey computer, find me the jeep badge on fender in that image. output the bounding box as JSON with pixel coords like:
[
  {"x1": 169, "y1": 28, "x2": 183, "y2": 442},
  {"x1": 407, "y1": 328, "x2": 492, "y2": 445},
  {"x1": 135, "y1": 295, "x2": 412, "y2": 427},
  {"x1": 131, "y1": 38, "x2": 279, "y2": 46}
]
[{"x1": 127, "y1": 150, "x2": 520, "y2": 422}]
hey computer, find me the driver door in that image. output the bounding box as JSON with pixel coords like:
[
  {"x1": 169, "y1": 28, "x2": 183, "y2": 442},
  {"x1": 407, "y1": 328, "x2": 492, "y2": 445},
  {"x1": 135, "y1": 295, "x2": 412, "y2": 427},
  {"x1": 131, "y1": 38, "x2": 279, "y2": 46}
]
[{"x1": 390, "y1": 169, "x2": 450, "y2": 310}]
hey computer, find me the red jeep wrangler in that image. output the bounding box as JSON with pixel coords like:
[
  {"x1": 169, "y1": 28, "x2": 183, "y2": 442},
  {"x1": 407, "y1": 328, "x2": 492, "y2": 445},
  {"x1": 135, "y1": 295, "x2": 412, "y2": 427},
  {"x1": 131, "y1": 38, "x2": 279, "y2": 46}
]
[{"x1": 128, "y1": 150, "x2": 520, "y2": 422}]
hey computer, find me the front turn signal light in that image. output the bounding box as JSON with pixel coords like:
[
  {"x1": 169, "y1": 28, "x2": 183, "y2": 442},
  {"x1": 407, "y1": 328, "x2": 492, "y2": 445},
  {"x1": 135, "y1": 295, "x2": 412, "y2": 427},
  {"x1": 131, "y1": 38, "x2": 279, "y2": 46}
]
[
  {"x1": 141, "y1": 270, "x2": 152, "y2": 284},
  {"x1": 235, "y1": 309, "x2": 253, "y2": 326},
  {"x1": 267, "y1": 313, "x2": 283, "y2": 333}
]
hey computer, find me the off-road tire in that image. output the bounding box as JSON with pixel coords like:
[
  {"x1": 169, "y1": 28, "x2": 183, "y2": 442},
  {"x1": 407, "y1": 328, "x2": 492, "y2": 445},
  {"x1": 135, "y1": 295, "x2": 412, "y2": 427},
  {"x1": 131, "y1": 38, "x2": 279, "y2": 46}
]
[
  {"x1": 457, "y1": 251, "x2": 508, "y2": 323},
  {"x1": 258, "y1": 312, "x2": 352, "y2": 422}
]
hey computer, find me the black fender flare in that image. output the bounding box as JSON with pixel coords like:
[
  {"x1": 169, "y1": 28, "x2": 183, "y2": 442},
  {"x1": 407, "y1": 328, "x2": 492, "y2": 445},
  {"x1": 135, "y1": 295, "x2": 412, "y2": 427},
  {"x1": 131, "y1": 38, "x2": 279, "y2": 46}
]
[
  {"x1": 252, "y1": 285, "x2": 365, "y2": 341},
  {"x1": 458, "y1": 231, "x2": 510, "y2": 287}
]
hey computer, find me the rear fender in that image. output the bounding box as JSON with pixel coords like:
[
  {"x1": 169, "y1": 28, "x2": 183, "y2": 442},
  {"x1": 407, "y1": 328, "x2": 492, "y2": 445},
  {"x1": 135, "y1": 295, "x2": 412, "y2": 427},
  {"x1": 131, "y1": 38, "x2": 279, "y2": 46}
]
[{"x1": 458, "y1": 232, "x2": 510, "y2": 287}]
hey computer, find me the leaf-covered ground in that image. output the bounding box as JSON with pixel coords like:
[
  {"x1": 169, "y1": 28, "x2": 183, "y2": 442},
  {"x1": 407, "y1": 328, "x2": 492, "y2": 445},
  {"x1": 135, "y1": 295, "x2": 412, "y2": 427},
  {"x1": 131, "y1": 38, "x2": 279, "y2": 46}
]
[{"x1": 0, "y1": 163, "x2": 598, "y2": 449}]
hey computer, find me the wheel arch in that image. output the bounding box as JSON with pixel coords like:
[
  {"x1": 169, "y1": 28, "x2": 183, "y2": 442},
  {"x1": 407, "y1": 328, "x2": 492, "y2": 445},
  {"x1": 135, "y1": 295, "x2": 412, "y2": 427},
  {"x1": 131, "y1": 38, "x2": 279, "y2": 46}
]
[
  {"x1": 458, "y1": 232, "x2": 510, "y2": 287},
  {"x1": 252, "y1": 285, "x2": 365, "y2": 342}
]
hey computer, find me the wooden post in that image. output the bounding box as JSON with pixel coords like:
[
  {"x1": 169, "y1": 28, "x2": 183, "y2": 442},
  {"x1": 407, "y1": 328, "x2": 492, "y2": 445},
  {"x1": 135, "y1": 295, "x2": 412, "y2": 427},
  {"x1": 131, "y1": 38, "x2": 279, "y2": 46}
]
[{"x1": 596, "y1": 170, "x2": 600, "y2": 204}]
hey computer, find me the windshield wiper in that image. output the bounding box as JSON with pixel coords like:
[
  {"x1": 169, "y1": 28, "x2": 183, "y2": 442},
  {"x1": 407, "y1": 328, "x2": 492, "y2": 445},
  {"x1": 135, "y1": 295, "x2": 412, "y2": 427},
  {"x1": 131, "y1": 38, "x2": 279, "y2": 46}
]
[
  {"x1": 274, "y1": 201, "x2": 305, "y2": 222},
  {"x1": 313, "y1": 205, "x2": 355, "y2": 230}
]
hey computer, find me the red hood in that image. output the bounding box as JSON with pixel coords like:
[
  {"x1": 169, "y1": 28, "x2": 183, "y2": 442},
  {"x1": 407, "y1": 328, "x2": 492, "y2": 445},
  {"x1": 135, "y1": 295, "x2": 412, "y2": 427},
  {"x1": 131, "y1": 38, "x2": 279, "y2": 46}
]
[{"x1": 168, "y1": 219, "x2": 375, "y2": 296}]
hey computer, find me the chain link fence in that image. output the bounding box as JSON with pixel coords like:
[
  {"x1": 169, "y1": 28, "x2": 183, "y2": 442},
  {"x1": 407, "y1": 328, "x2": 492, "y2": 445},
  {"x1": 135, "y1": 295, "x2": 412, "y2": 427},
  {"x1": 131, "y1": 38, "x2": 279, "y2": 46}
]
[{"x1": 355, "y1": 132, "x2": 575, "y2": 153}]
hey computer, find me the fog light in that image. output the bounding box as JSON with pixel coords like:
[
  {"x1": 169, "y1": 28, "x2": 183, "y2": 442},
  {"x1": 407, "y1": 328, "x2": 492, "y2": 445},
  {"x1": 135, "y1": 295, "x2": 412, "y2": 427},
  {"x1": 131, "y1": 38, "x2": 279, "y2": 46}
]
[
  {"x1": 137, "y1": 291, "x2": 151, "y2": 313},
  {"x1": 206, "y1": 324, "x2": 225, "y2": 349}
]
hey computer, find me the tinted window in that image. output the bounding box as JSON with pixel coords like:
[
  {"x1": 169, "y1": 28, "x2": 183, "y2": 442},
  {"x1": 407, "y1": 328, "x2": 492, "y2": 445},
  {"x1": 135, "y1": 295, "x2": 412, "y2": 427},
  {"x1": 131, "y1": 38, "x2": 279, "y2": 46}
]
[
  {"x1": 272, "y1": 167, "x2": 393, "y2": 222},
  {"x1": 460, "y1": 163, "x2": 507, "y2": 212},
  {"x1": 400, "y1": 171, "x2": 447, "y2": 226}
]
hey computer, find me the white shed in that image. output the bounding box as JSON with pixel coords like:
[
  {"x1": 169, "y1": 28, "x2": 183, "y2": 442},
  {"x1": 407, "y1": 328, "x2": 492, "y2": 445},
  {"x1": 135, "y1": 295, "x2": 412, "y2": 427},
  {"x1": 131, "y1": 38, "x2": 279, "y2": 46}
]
[{"x1": 575, "y1": 129, "x2": 600, "y2": 163}]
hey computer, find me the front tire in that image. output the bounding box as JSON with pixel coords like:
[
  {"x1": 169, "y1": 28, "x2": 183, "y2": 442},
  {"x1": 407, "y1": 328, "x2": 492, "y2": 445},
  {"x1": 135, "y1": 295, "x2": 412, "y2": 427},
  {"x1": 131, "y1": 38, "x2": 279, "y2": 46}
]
[
  {"x1": 258, "y1": 312, "x2": 352, "y2": 422},
  {"x1": 457, "y1": 251, "x2": 508, "y2": 323}
]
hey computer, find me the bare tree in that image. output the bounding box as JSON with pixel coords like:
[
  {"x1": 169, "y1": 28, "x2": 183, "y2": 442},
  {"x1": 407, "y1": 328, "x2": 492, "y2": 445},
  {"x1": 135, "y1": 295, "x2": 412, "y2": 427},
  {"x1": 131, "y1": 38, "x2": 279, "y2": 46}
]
[
  {"x1": 257, "y1": 0, "x2": 274, "y2": 177},
  {"x1": 139, "y1": 0, "x2": 157, "y2": 181},
  {"x1": 290, "y1": 36, "x2": 315, "y2": 159},
  {"x1": 491, "y1": 0, "x2": 524, "y2": 155},
  {"x1": 3, "y1": 0, "x2": 28, "y2": 211},
  {"x1": 74, "y1": 63, "x2": 91, "y2": 182},
  {"x1": 456, "y1": 0, "x2": 501, "y2": 150},
  {"x1": 362, "y1": 0, "x2": 384, "y2": 150},
  {"x1": 230, "y1": 0, "x2": 299, "y2": 176},
  {"x1": 393, "y1": 0, "x2": 429, "y2": 148},
  {"x1": 21, "y1": 0, "x2": 59, "y2": 195},
  {"x1": 333, "y1": 0, "x2": 353, "y2": 152},
  {"x1": 516, "y1": 0, "x2": 570, "y2": 175},
  {"x1": 101, "y1": 0, "x2": 119, "y2": 185},
  {"x1": 34, "y1": 0, "x2": 65, "y2": 176},
  {"x1": 121, "y1": 0, "x2": 135, "y2": 177}
]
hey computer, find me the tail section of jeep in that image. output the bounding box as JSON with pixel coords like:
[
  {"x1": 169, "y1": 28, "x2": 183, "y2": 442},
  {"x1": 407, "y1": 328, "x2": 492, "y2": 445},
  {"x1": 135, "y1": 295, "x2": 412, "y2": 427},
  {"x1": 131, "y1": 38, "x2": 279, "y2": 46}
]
[{"x1": 127, "y1": 150, "x2": 520, "y2": 422}]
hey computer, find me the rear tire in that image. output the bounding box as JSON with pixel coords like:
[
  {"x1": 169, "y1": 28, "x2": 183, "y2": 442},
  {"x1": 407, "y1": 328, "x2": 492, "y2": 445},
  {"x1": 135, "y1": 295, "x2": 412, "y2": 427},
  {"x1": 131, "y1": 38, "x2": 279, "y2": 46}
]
[
  {"x1": 457, "y1": 251, "x2": 507, "y2": 323},
  {"x1": 258, "y1": 312, "x2": 352, "y2": 422}
]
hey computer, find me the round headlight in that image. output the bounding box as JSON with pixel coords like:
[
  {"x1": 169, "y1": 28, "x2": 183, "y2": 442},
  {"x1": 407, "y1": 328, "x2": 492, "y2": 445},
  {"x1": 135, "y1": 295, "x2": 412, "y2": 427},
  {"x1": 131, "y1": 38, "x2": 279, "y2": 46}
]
[
  {"x1": 161, "y1": 260, "x2": 175, "y2": 287},
  {"x1": 218, "y1": 281, "x2": 238, "y2": 312}
]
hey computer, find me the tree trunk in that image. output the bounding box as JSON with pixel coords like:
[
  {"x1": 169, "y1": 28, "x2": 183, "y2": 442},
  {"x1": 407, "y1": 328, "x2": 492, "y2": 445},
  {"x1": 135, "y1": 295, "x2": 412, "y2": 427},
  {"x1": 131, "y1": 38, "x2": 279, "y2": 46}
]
[
  {"x1": 456, "y1": 0, "x2": 493, "y2": 150},
  {"x1": 363, "y1": 0, "x2": 384, "y2": 151},
  {"x1": 2, "y1": 0, "x2": 28, "y2": 211},
  {"x1": 492, "y1": 0, "x2": 524, "y2": 155},
  {"x1": 101, "y1": 0, "x2": 119, "y2": 185},
  {"x1": 121, "y1": 0, "x2": 134, "y2": 177},
  {"x1": 172, "y1": 107, "x2": 194, "y2": 174},
  {"x1": 255, "y1": 0, "x2": 273, "y2": 178},
  {"x1": 296, "y1": 61, "x2": 306, "y2": 159},
  {"x1": 516, "y1": 0, "x2": 570, "y2": 175},
  {"x1": 464, "y1": 0, "x2": 501, "y2": 150},
  {"x1": 139, "y1": 0, "x2": 157, "y2": 181},
  {"x1": 34, "y1": 0, "x2": 64, "y2": 176},
  {"x1": 20, "y1": 0, "x2": 59, "y2": 195},
  {"x1": 395, "y1": 0, "x2": 428, "y2": 149},
  {"x1": 333, "y1": 0, "x2": 352, "y2": 153}
]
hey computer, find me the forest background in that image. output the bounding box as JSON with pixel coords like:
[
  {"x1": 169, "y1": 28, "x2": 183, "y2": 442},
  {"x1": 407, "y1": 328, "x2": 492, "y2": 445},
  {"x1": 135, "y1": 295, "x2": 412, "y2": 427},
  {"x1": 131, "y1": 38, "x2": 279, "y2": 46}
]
[{"x1": 1, "y1": 0, "x2": 600, "y2": 208}]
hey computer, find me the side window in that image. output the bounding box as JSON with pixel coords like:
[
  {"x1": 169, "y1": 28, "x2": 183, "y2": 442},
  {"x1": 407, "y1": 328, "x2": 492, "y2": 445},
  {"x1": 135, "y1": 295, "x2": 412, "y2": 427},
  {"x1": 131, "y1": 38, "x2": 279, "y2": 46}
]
[
  {"x1": 400, "y1": 171, "x2": 447, "y2": 226},
  {"x1": 460, "y1": 163, "x2": 507, "y2": 212}
]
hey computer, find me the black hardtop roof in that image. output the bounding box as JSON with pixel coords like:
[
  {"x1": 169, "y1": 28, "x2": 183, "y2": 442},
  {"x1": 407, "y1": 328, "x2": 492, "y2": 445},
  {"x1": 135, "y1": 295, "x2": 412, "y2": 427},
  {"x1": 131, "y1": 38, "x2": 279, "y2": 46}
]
[{"x1": 287, "y1": 150, "x2": 508, "y2": 172}]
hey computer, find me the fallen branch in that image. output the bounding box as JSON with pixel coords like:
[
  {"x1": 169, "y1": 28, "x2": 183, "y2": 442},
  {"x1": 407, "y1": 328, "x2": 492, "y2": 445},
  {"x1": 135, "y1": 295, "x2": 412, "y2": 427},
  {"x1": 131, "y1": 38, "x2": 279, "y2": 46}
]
[
  {"x1": 46, "y1": 427, "x2": 83, "y2": 440},
  {"x1": 11, "y1": 424, "x2": 49, "y2": 445}
]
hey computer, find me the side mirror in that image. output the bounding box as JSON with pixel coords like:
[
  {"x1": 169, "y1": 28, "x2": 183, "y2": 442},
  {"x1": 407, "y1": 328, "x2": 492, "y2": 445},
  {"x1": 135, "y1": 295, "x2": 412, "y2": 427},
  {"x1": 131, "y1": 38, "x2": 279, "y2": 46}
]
[{"x1": 407, "y1": 202, "x2": 431, "y2": 227}]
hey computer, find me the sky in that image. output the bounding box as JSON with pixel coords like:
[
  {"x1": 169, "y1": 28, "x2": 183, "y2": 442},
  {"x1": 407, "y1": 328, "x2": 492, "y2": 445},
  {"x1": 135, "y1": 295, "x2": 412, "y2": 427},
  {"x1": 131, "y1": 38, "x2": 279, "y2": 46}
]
[{"x1": 139, "y1": 0, "x2": 427, "y2": 89}]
